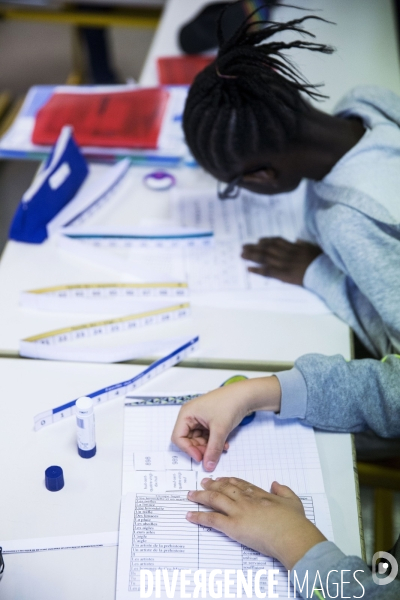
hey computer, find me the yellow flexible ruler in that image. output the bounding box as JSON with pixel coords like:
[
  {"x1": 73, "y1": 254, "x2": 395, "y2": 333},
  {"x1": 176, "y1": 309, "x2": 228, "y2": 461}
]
[
  {"x1": 24, "y1": 282, "x2": 188, "y2": 295},
  {"x1": 23, "y1": 303, "x2": 190, "y2": 343}
]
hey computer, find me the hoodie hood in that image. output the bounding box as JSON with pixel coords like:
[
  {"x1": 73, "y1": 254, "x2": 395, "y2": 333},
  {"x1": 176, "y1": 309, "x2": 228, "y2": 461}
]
[{"x1": 312, "y1": 85, "x2": 400, "y2": 224}]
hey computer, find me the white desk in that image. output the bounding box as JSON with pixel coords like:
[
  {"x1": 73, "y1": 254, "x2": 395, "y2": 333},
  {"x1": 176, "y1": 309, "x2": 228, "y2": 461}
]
[
  {"x1": 0, "y1": 163, "x2": 351, "y2": 368},
  {"x1": 1, "y1": 0, "x2": 379, "y2": 366},
  {"x1": 140, "y1": 0, "x2": 400, "y2": 108},
  {"x1": 0, "y1": 358, "x2": 361, "y2": 599}
]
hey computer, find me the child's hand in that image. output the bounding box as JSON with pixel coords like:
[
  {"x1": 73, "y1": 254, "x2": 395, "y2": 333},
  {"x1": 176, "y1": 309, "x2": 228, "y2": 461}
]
[
  {"x1": 186, "y1": 477, "x2": 326, "y2": 570},
  {"x1": 241, "y1": 237, "x2": 322, "y2": 285},
  {"x1": 171, "y1": 377, "x2": 281, "y2": 471}
]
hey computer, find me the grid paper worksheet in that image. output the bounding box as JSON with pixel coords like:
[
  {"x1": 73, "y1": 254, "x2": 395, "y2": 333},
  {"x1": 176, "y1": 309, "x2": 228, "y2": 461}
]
[{"x1": 116, "y1": 402, "x2": 333, "y2": 599}]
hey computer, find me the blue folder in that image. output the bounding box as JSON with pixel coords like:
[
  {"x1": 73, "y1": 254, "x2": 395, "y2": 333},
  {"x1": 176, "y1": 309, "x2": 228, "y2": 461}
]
[{"x1": 9, "y1": 127, "x2": 88, "y2": 244}]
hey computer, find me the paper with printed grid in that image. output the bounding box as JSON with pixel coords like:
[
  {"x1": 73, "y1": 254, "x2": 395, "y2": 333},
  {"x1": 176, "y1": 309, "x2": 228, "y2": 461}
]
[{"x1": 116, "y1": 401, "x2": 333, "y2": 599}]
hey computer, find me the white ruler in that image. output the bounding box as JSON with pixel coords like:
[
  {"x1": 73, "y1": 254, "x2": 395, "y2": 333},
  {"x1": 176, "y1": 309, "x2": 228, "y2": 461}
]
[
  {"x1": 33, "y1": 335, "x2": 199, "y2": 430},
  {"x1": 47, "y1": 159, "x2": 130, "y2": 236},
  {"x1": 60, "y1": 227, "x2": 214, "y2": 248},
  {"x1": 20, "y1": 302, "x2": 191, "y2": 362}
]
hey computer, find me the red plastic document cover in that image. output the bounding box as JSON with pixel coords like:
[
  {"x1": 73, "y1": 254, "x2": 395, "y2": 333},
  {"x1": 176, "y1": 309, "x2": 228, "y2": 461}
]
[
  {"x1": 32, "y1": 88, "x2": 170, "y2": 149},
  {"x1": 157, "y1": 55, "x2": 215, "y2": 86}
]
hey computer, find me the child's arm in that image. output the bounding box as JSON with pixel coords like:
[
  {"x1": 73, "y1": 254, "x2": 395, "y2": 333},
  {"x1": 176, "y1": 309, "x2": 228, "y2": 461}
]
[
  {"x1": 187, "y1": 478, "x2": 400, "y2": 599},
  {"x1": 172, "y1": 354, "x2": 400, "y2": 471},
  {"x1": 244, "y1": 206, "x2": 400, "y2": 361},
  {"x1": 292, "y1": 541, "x2": 400, "y2": 599},
  {"x1": 281, "y1": 353, "x2": 400, "y2": 436},
  {"x1": 300, "y1": 202, "x2": 400, "y2": 359}
]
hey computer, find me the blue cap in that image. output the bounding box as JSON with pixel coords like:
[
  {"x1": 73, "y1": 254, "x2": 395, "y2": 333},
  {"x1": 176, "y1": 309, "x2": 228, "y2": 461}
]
[
  {"x1": 45, "y1": 466, "x2": 64, "y2": 492},
  {"x1": 239, "y1": 412, "x2": 256, "y2": 426},
  {"x1": 78, "y1": 445, "x2": 96, "y2": 459}
]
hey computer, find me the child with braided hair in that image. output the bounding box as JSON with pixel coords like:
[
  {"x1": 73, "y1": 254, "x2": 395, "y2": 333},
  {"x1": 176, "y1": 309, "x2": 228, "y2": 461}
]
[{"x1": 183, "y1": 4, "x2": 400, "y2": 412}]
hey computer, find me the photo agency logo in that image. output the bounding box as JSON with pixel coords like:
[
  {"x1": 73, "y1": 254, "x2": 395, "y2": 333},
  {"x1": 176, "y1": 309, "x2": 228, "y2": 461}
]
[
  {"x1": 139, "y1": 568, "x2": 368, "y2": 598},
  {"x1": 372, "y1": 551, "x2": 398, "y2": 586}
]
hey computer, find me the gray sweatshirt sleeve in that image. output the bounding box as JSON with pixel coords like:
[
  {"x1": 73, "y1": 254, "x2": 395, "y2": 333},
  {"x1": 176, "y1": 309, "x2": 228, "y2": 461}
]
[
  {"x1": 303, "y1": 202, "x2": 400, "y2": 359},
  {"x1": 291, "y1": 541, "x2": 400, "y2": 599},
  {"x1": 276, "y1": 354, "x2": 400, "y2": 437}
]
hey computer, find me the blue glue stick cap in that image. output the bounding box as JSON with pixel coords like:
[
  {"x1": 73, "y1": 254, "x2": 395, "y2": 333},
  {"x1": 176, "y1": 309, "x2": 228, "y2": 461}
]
[{"x1": 45, "y1": 465, "x2": 64, "y2": 492}]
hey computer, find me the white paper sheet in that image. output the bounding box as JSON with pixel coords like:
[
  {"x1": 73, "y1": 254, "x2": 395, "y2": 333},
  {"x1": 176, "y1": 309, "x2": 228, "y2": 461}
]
[
  {"x1": 56, "y1": 185, "x2": 329, "y2": 314},
  {"x1": 116, "y1": 402, "x2": 334, "y2": 599},
  {"x1": 19, "y1": 295, "x2": 184, "y2": 315},
  {"x1": 170, "y1": 183, "x2": 320, "y2": 291},
  {"x1": 1, "y1": 531, "x2": 118, "y2": 554}
]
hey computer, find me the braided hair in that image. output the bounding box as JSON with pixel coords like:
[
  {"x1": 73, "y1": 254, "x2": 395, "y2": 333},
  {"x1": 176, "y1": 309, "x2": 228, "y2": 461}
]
[{"x1": 183, "y1": 3, "x2": 334, "y2": 177}]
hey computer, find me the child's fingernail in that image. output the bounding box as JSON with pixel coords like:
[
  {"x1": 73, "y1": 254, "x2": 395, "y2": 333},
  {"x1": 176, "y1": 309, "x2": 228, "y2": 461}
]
[
  {"x1": 187, "y1": 491, "x2": 194, "y2": 499},
  {"x1": 206, "y1": 461, "x2": 216, "y2": 470},
  {"x1": 201, "y1": 477, "x2": 211, "y2": 485},
  {"x1": 186, "y1": 512, "x2": 193, "y2": 520},
  {"x1": 215, "y1": 477, "x2": 221, "y2": 481}
]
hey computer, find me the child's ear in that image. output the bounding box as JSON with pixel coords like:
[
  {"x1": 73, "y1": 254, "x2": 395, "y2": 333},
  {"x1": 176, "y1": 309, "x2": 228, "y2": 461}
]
[{"x1": 242, "y1": 168, "x2": 279, "y2": 188}]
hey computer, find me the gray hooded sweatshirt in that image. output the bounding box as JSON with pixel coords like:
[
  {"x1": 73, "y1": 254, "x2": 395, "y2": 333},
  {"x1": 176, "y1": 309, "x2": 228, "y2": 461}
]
[
  {"x1": 275, "y1": 86, "x2": 400, "y2": 597},
  {"x1": 277, "y1": 85, "x2": 400, "y2": 435}
]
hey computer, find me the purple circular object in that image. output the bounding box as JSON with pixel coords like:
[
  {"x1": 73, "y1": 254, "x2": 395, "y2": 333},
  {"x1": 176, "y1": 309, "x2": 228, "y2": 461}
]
[{"x1": 144, "y1": 171, "x2": 176, "y2": 191}]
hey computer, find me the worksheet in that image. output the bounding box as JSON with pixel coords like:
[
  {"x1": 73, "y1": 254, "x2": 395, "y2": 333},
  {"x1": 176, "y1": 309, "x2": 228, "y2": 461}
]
[
  {"x1": 168, "y1": 184, "x2": 328, "y2": 312},
  {"x1": 59, "y1": 183, "x2": 328, "y2": 314},
  {"x1": 116, "y1": 402, "x2": 333, "y2": 599},
  {"x1": 116, "y1": 183, "x2": 310, "y2": 293}
]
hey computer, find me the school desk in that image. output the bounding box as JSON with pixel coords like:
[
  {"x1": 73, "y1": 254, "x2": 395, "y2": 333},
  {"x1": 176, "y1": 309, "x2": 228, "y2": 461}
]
[
  {"x1": 0, "y1": 357, "x2": 361, "y2": 599},
  {"x1": 0, "y1": 162, "x2": 351, "y2": 369}
]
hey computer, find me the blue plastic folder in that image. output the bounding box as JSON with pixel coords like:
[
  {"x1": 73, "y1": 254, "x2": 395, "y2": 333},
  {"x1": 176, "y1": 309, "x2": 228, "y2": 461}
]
[{"x1": 9, "y1": 127, "x2": 88, "y2": 244}]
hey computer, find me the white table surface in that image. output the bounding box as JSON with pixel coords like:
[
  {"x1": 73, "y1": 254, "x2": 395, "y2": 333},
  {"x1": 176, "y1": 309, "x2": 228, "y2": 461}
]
[
  {"x1": 0, "y1": 358, "x2": 361, "y2": 599},
  {"x1": 140, "y1": 0, "x2": 400, "y2": 108},
  {"x1": 0, "y1": 163, "x2": 351, "y2": 368}
]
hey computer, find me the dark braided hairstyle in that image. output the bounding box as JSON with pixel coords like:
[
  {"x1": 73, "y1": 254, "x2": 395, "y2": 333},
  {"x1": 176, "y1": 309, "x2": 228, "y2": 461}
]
[{"x1": 183, "y1": 2, "x2": 334, "y2": 178}]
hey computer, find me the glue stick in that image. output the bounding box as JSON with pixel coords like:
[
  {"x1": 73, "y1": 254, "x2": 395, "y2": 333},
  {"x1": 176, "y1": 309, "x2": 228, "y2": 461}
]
[{"x1": 76, "y1": 396, "x2": 96, "y2": 458}]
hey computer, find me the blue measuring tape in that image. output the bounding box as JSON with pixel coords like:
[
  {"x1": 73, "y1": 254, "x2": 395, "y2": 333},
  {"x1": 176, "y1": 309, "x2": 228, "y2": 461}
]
[{"x1": 33, "y1": 336, "x2": 199, "y2": 431}]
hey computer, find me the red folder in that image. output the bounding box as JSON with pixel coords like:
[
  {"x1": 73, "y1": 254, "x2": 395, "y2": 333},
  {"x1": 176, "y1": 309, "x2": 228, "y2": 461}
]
[
  {"x1": 32, "y1": 88, "x2": 170, "y2": 149},
  {"x1": 157, "y1": 55, "x2": 215, "y2": 86}
]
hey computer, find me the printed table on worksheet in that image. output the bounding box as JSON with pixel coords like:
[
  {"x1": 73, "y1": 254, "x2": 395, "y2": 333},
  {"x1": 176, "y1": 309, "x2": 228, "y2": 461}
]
[{"x1": 122, "y1": 491, "x2": 318, "y2": 596}]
